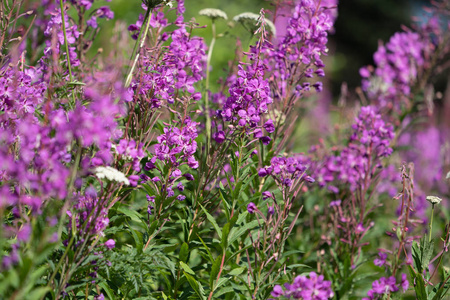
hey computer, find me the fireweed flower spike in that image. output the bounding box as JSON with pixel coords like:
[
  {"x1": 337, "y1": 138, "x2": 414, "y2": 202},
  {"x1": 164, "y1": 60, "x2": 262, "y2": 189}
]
[
  {"x1": 312, "y1": 106, "x2": 394, "y2": 191},
  {"x1": 360, "y1": 30, "x2": 427, "y2": 113}
]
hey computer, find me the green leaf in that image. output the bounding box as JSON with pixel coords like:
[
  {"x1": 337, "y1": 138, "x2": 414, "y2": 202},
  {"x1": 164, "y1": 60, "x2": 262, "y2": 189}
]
[
  {"x1": 233, "y1": 181, "x2": 243, "y2": 199},
  {"x1": 183, "y1": 272, "x2": 206, "y2": 300},
  {"x1": 431, "y1": 284, "x2": 444, "y2": 300},
  {"x1": 214, "y1": 277, "x2": 228, "y2": 291},
  {"x1": 210, "y1": 254, "x2": 222, "y2": 287},
  {"x1": 421, "y1": 239, "x2": 434, "y2": 272},
  {"x1": 412, "y1": 238, "x2": 434, "y2": 274},
  {"x1": 287, "y1": 264, "x2": 310, "y2": 270},
  {"x1": 26, "y1": 287, "x2": 51, "y2": 300},
  {"x1": 99, "y1": 282, "x2": 115, "y2": 300},
  {"x1": 430, "y1": 267, "x2": 450, "y2": 300},
  {"x1": 67, "y1": 81, "x2": 85, "y2": 86},
  {"x1": 228, "y1": 220, "x2": 259, "y2": 245},
  {"x1": 229, "y1": 213, "x2": 239, "y2": 228},
  {"x1": 148, "y1": 220, "x2": 159, "y2": 236},
  {"x1": 200, "y1": 204, "x2": 222, "y2": 239},
  {"x1": 282, "y1": 250, "x2": 304, "y2": 257},
  {"x1": 240, "y1": 173, "x2": 258, "y2": 194},
  {"x1": 222, "y1": 223, "x2": 231, "y2": 250},
  {"x1": 236, "y1": 211, "x2": 249, "y2": 225},
  {"x1": 226, "y1": 245, "x2": 253, "y2": 263},
  {"x1": 9, "y1": 269, "x2": 19, "y2": 289},
  {"x1": 228, "y1": 267, "x2": 245, "y2": 276},
  {"x1": 408, "y1": 265, "x2": 427, "y2": 299},
  {"x1": 214, "y1": 286, "x2": 234, "y2": 297},
  {"x1": 219, "y1": 189, "x2": 232, "y2": 221},
  {"x1": 180, "y1": 261, "x2": 195, "y2": 275},
  {"x1": 179, "y1": 242, "x2": 189, "y2": 263},
  {"x1": 118, "y1": 206, "x2": 143, "y2": 224},
  {"x1": 411, "y1": 241, "x2": 422, "y2": 272},
  {"x1": 127, "y1": 221, "x2": 143, "y2": 253},
  {"x1": 197, "y1": 235, "x2": 214, "y2": 263}
]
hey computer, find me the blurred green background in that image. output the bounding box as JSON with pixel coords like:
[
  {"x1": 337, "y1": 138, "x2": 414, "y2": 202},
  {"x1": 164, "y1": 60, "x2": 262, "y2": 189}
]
[{"x1": 103, "y1": 0, "x2": 424, "y2": 94}]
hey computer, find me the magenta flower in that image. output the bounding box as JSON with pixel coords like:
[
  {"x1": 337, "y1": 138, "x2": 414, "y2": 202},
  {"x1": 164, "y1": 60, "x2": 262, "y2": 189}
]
[
  {"x1": 247, "y1": 202, "x2": 257, "y2": 214},
  {"x1": 104, "y1": 239, "x2": 115, "y2": 250},
  {"x1": 270, "y1": 272, "x2": 333, "y2": 300},
  {"x1": 374, "y1": 252, "x2": 387, "y2": 267}
]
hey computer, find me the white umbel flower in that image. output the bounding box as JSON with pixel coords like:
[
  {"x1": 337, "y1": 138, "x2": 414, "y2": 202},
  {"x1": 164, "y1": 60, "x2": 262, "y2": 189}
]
[
  {"x1": 233, "y1": 12, "x2": 259, "y2": 22},
  {"x1": 233, "y1": 12, "x2": 276, "y2": 35},
  {"x1": 95, "y1": 166, "x2": 130, "y2": 186},
  {"x1": 199, "y1": 8, "x2": 228, "y2": 20},
  {"x1": 144, "y1": 0, "x2": 172, "y2": 9},
  {"x1": 426, "y1": 195, "x2": 442, "y2": 205}
]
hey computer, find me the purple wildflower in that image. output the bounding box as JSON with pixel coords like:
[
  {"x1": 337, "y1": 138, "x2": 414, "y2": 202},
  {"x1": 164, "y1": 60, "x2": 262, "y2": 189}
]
[
  {"x1": 213, "y1": 131, "x2": 226, "y2": 143},
  {"x1": 247, "y1": 202, "x2": 257, "y2": 214},
  {"x1": 270, "y1": 272, "x2": 333, "y2": 299},
  {"x1": 104, "y1": 239, "x2": 115, "y2": 250},
  {"x1": 374, "y1": 252, "x2": 387, "y2": 267}
]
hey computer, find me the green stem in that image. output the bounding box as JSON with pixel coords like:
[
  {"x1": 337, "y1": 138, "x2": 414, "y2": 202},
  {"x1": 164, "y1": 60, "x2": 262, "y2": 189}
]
[
  {"x1": 56, "y1": 145, "x2": 82, "y2": 237},
  {"x1": 125, "y1": 8, "x2": 152, "y2": 88},
  {"x1": 44, "y1": 145, "x2": 82, "y2": 298},
  {"x1": 204, "y1": 20, "x2": 216, "y2": 153},
  {"x1": 59, "y1": 0, "x2": 76, "y2": 106},
  {"x1": 47, "y1": 234, "x2": 75, "y2": 291},
  {"x1": 59, "y1": 0, "x2": 73, "y2": 83},
  {"x1": 429, "y1": 204, "x2": 434, "y2": 243}
]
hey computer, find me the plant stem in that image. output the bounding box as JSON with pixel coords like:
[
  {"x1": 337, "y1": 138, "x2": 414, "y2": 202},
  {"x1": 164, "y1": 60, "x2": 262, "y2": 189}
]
[
  {"x1": 59, "y1": 0, "x2": 76, "y2": 106},
  {"x1": 59, "y1": 0, "x2": 73, "y2": 82},
  {"x1": 47, "y1": 234, "x2": 74, "y2": 292},
  {"x1": 204, "y1": 20, "x2": 216, "y2": 153},
  {"x1": 125, "y1": 8, "x2": 152, "y2": 88},
  {"x1": 207, "y1": 250, "x2": 226, "y2": 300},
  {"x1": 429, "y1": 204, "x2": 435, "y2": 243}
]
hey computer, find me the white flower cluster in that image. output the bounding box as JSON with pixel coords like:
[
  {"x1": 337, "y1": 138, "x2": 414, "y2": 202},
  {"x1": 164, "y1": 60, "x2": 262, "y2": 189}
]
[
  {"x1": 426, "y1": 195, "x2": 442, "y2": 205},
  {"x1": 199, "y1": 8, "x2": 228, "y2": 20},
  {"x1": 233, "y1": 12, "x2": 276, "y2": 35},
  {"x1": 164, "y1": 0, "x2": 173, "y2": 8},
  {"x1": 145, "y1": 0, "x2": 172, "y2": 9},
  {"x1": 233, "y1": 12, "x2": 259, "y2": 22},
  {"x1": 95, "y1": 166, "x2": 130, "y2": 185}
]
